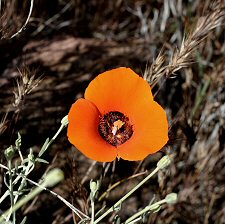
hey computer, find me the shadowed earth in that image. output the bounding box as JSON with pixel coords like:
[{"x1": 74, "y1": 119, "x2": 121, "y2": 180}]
[{"x1": 0, "y1": 1, "x2": 225, "y2": 223}]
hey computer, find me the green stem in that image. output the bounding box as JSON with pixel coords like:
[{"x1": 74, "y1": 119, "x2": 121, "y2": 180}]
[
  {"x1": 0, "y1": 191, "x2": 9, "y2": 204},
  {"x1": 13, "y1": 161, "x2": 33, "y2": 204},
  {"x1": 38, "y1": 115, "x2": 68, "y2": 157},
  {"x1": 91, "y1": 200, "x2": 95, "y2": 224},
  {"x1": 0, "y1": 169, "x2": 64, "y2": 223},
  {"x1": 124, "y1": 199, "x2": 166, "y2": 223},
  {"x1": 3, "y1": 183, "x2": 43, "y2": 223},
  {"x1": 94, "y1": 167, "x2": 159, "y2": 224},
  {"x1": 8, "y1": 159, "x2": 16, "y2": 224},
  {"x1": 47, "y1": 125, "x2": 65, "y2": 148},
  {"x1": 1, "y1": 164, "x2": 89, "y2": 220},
  {"x1": 47, "y1": 115, "x2": 68, "y2": 149}
]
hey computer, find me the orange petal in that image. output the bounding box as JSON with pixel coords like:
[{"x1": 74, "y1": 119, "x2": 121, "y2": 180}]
[
  {"x1": 67, "y1": 98, "x2": 117, "y2": 162},
  {"x1": 84, "y1": 67, "x2": 153, "y2": 114},
  {"x1": 117, "y1": 101, "x2": 169, "y2": 161}
]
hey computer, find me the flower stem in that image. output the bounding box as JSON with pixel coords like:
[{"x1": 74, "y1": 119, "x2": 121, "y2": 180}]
[
  {"x1": 91, "y1": 200, "x2": 95, "y2": 223},
  {"x1": 8, "y1": 159, "x2": 16, "y2": 224},
  {"x1": 38, "y1": 115, "x2": 68, "y2": 157},
  {"x1": 13, "y1": 161, "x2": 34, "y2": 205},
  {"x1": 124, "y1": 199, "x2": 166, "y2": 223},
  {"x1": 94, "y1": 167, "x2": 159, "y2": 224},
  {"x1": 0, "y1": 169, "x2": 64, "y2": 223}
]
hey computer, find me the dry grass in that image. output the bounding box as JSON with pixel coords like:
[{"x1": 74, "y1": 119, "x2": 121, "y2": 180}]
[
  {"x1": 0, "y1": 67, "x2": 42, "y2": 137},
  {"x1": 13, "y1": 67, "x2": 42, "y2": 108},
  {"x1": 144, "y1": 1, "x2": 225, "y2": 87},
  {"x1": 0, "y1": 0, "x2": 225, "y2": 223}
]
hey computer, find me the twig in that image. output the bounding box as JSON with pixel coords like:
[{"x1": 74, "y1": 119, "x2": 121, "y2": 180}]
[
  {"x1": 31, "y1": 1, "x2": 72, "y2": 36},
  {"x1": 10, "y1": 0, "x2": 34, "y2": 38},
  {"x1": 81, "y1": 161, "x2": 97, "y2": 184},
  {"x1": 98, "y1": 171, "x2": 147, "y2": 202}
]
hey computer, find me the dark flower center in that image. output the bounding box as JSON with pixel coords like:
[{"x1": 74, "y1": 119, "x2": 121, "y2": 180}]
[{"x1": 98, "y1": 111, "x2": 133, "y2": 147}]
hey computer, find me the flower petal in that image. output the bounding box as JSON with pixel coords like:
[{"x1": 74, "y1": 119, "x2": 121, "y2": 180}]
[
  {"x1": 84, "y1": 67, "x2": 153, "y2": 114},
  {"x1": 67, "y1": 98, "x2": 117, "y2": 162},
  {"x1": 117, "y1": 101, "x2": 169, "y2": 161}
]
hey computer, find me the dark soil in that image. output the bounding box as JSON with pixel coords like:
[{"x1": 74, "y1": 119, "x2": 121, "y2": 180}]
[{"x1": 0, "y1": 1, "x2": 225, "y2": 224}]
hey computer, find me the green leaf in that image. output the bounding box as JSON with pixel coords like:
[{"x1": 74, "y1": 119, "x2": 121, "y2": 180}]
[
  {"x1": 152, "y1": 205, "x2": 161, "y2": 213},
  {"x1": 15, "y1": 160, "x2": 19, "y2": 172},
  {"x1": 28, "y1": 148, "x2": 35, "y2": 162},
  {"x1": 4, "y1": 145, "x2": 15, "y2": 160},
  {"x1": 15, "y1": 132, "x2": 22, "y2": 149},
  {"x1": 35, "y1": 158, "x2": 49, "y2": 164},
  {"x1": 38, "y1": 138, "x2": 49, "y2": 157},
  {"x1": 20, "y1": 216, "x2": 27, "y2": 224},
  {"x1": 22, "y1": 158, "x2": 29, "y2": 165}
]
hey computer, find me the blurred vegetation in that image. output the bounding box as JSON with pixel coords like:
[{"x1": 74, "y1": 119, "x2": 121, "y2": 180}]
[{"x1": 0, "y1": 0, "x2": 225, "y2": 223}]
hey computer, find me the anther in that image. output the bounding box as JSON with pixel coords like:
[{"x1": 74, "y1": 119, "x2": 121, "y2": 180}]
[{"x1": 98, "y1": 111, "x2": 133, "y2": 146}]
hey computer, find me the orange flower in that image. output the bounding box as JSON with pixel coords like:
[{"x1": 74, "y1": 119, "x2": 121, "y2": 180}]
[{"x1": 68, "y1": 67, "x2": 168, "y2": 162}]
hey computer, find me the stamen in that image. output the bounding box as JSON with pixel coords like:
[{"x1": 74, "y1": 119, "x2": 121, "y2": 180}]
[
  {"x1": 112, "y1": 126, "x2": 118, "y2": 136},
  {"x1": 112, "y1": 120, "x2": 125, "y2": 135},
  {"x1": 98, "y1": 111, "x2": 133, "y2": 147}
]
